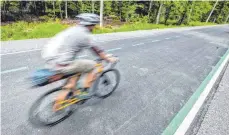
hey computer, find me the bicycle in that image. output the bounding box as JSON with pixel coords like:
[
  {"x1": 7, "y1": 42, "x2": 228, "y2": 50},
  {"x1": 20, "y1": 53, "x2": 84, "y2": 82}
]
[{"x1": 29, "y1": 56, "x2": 120, "y2": 126}]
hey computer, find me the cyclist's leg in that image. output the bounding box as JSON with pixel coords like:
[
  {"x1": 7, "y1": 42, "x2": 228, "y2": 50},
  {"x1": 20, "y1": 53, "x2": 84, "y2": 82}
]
[
  {"x1": 53, "y1": 59, "x2": 96, "y2": 109},
  {"x1": 63, "y1": 75, "x2": 80, "y2": 89},
  {"x1": 68, "y1": 59, "x2": 97, "y2": 88},
  {"x1": 84, "y1": 70, "x2": 96, "y2": 88},
  {"x1": 60, "y1": 59, "x2": 95, "y2": 88}
]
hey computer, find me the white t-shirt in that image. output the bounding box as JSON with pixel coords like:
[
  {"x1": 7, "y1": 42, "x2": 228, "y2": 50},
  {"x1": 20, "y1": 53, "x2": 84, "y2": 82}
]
[{"x1": 42, "y1": 25, "x2": 92, "y2": 66}]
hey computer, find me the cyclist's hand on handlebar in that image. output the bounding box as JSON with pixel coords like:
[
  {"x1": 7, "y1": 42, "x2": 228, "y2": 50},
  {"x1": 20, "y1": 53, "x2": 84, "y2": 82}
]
[
  {"x1": 108, "y1": 57, "x2": 118, "y2": 63},
  {"x1": 105, "y1": 53, "x2": 118, "y2": 63},
  {"x1": 98, "y1": 52, "x2": 118, "y2": 63}
]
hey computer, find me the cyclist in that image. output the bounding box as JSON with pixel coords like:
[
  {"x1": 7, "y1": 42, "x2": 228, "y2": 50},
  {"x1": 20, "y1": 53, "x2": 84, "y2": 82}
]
[{"x1": 41, "y1": 13, "x2": 117, "y2": 109}]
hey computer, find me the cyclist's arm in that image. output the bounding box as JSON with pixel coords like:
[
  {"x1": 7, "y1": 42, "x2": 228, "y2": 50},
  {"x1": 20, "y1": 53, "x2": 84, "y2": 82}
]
[{"x1": 91, "y1": 46, "x2": 113, "y2": 62}]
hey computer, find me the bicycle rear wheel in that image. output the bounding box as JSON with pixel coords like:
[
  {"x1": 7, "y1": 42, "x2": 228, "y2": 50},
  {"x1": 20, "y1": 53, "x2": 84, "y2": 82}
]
[
  {"x1": 29, "y1": 87, "x2": 75, "y2": 126},
  {"x1": 93, "y1": 69, "x2": 120, "y2": 98}
]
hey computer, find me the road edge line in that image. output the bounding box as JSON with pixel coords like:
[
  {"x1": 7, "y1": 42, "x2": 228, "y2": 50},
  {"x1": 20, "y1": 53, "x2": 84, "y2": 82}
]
[
  {"x1": 1, "y1": 66, "x2": 28, "y2": 75},
  {"x1": 162, "y1": 49, "x2": 229, "y2": 135}
]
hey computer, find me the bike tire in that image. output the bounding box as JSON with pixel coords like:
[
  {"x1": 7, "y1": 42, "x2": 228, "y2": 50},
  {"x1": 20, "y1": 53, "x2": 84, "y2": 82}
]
[
  {"x1": 93, "y1": 68, "x2": 120, "y2": 98},
  {"x1": 28, "y1": 87, "x2": 74, "y2": 127}
]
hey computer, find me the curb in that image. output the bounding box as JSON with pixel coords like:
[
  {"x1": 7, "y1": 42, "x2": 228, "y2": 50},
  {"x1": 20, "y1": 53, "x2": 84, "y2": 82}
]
[
  {"x1": 187, "y1": 61, "x2": 229, "y2": 135},
  {"x1": 162, "y1": 49, "x2": 229, "y2": 135}
]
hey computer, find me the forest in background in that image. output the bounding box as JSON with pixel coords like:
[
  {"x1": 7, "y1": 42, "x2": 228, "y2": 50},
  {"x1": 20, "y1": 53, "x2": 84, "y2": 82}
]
[{"x1": 1, "y1": 0, "x2": 229, "y2": 41}]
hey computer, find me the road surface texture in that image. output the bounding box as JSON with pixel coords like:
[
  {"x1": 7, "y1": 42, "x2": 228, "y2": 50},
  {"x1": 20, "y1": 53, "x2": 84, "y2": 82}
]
[
  {"x1": 196, "y1": 64, "x2": 229, "y2": 135},
  {"x1": 1, "y1": 25, "x2": 229, "y2": 135}
]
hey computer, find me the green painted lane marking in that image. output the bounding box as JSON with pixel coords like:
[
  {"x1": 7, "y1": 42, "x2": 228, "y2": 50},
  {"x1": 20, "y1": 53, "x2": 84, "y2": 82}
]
[{"x1": 162, "y1": 49, "x2": 229, "y2": 135}]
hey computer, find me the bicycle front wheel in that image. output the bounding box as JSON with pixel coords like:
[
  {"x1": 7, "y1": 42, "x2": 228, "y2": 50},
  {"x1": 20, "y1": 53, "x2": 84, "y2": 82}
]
[
  {"x1": 93, "y1": 69, "x2": 120, "y2": 98},
  {"x1": 28, "y1": 87, "x2": 75, "y2": 126}
]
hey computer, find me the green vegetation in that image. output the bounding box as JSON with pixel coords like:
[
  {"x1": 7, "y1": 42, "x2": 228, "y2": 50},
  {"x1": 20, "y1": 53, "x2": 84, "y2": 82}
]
[
  {"x1": 93, "y1": 21, "x2": 216, "y2": 34},
  {"x1": 1, "y1": 1, "x2": 229, "y2": 41},
  {"x1": 1, "y1": 21, "x2": 216, "y2": 41},
  {"x1": 1, "y1": 21, "x2": 69, "y2": 40}
]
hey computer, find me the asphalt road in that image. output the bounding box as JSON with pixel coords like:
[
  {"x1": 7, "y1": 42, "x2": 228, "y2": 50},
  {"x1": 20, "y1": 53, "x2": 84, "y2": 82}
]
[{"x1": 1, "y1": 25, "x2": 229, "y2": 135}]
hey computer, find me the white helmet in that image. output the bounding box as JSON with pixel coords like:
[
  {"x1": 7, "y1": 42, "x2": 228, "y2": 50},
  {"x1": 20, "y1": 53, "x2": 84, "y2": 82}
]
[{"x1": 76, "y1": 13, "x2": 100, "y2": 26}]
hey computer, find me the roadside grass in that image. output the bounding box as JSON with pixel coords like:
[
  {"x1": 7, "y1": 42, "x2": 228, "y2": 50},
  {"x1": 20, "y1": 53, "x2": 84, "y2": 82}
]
[
  {"x1": 93, "y1": 23, "x2": 176, "y2": 34},
  {"x1": 1, "y1": 21, "x2": 69, "y2": 41},
  {"x1": 1, "y1": 21, "x2": 217, "y2": 41}
]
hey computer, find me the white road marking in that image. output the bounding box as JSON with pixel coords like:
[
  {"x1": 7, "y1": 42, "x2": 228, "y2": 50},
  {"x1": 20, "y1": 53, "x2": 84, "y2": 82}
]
[
  {"x1": 96, "y1": 35, "x2": 150, "y2": 43},
  {"x1": 165, "y1": 37, "x2": 171, "y2": 40},
  {"x1": 1, "y1": 47, "x2": 122, "y2": 75},
  {"x1": 106, "y1": 48, "x2": 122, "y2": 52},
  {"x1": 132, "y1": 43, "x2": 144, "y2": 46},
  {"x1": 1, "y1": 49, "x2": 42, "y2": 56},
  {"x1": 152, "y1": 40, "x2": 160, "y2": 42},
  {"x1": 174, "y1": 51, "x2": 229, "y2": 135},
  {"x1": 2, "y1": 55, "x2": 87, "y2": 75},
  {"x1": 1, "y1": 35, "x2": 155, "y2": 56},
  {"x1": 1, "y1": 67, "x2": 28, "y2": 75},
  {"x1": 1, "y1": 46, "x2": 124, "y2": 56},
  {"x1": 175, "y1": 36, "x2": 181, "y2": 38},
  {"x1": 96, "y1": 38, "x2": 130, "y2": 43}
]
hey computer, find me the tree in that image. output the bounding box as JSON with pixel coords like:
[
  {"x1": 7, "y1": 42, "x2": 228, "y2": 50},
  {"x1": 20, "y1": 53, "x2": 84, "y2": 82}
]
[
  {"x1": 222, "y1": 1, "x2": 229, "y2": 23},
  {"x1": 33, "y1": 1, "x2": 37, "y2": 15},
  {"x1": 104, "y1": 1, "x2": 112, "y2": 16},
  {"x1": 67, "y1": 1, "x2": 78, "y2": 16},
  {"x1": 189, "y1": 1, "x2": 211, "y2": 22},
  {"x1": 110, "y1": 0, "x2": 119, "y2": 18},
  {"x1": 187, "y1": 1, "x2": 195, "y2": 23},
  {"x1": 118, "y1": 1, "x2": 122, "y2": 21},
  {"x1": 65, "y1": 1, "x2": 68, "y2": 18},
  {"x1": 213, "y1": 1, "x2": 229, "y2": 23},
  {"x1": 148, "y1": 0, "x2": 153, "y2": 21},
  {"x1": 118, "y1": 1, "x2": 138, "y2": 22},
  {"x1": 177, "y1": 1, "x2": 192, "y2": 25},
  {"x1": 206, "y1": 0, "x2": 218, "y2": 23},
  {"x1": 1, "y1": 0, "x2": 7, "y2": 20},
  {"x1": 57, "y1": 1, "x2": 63, "y2": 19},
  {"x1": 53, "y1": 1, "x2": 55, "y2": 17},
  {"x1": 225, "y1": 13, "x2": 229, "y2": 23},
  {"x1": 0, "y1": 0, "x2": 228, "y2": 25},
  {"x1": 156, "y1": 1, "x2": 163, "y2": 24},
  {"x1": 100, "y1": 0, "x2": 103, "y2": 27},
  {"x1": 164, "y1": 1, "x2": 174, "y2": 25},
  {"x1": 44, "y1": 1, "x2": 47, "y2": 13},
  {"x1": 92, "y1": 0, "x2": 94, "y2": 13}
]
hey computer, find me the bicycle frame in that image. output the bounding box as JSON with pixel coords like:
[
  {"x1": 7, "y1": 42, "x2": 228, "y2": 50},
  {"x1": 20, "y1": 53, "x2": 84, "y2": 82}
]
[{"x1": 54, "y1": 61, "x2": 108, "y2": 111}]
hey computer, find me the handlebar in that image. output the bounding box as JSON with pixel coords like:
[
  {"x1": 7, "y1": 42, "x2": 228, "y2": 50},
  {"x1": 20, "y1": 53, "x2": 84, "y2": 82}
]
[
  {"x1": 105, "y1": 60, "x2": 118, "y2": 70},
  {"x1": 96, "y1": 55, "x2": 119, "y2": 70}
]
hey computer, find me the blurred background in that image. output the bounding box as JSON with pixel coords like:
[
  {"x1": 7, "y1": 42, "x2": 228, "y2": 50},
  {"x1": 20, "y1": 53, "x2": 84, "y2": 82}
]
[{"x1": 1, "y1": 0, "x2": 229, "y2": 40}]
